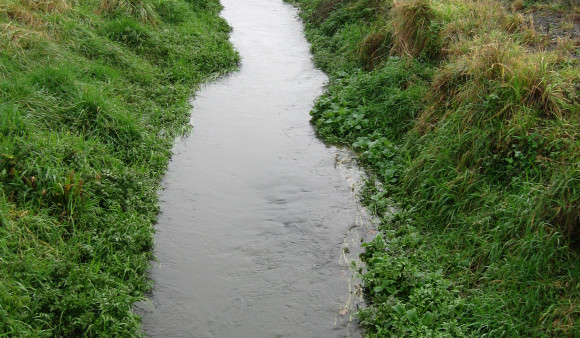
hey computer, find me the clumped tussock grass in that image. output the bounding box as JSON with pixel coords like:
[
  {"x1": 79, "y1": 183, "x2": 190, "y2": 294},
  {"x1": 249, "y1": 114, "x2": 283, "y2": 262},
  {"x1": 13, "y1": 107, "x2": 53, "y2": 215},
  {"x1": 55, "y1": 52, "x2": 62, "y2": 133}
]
[
  {"x1": 0, "y1": 0, "x2": 238, "y2": 335},
  {"x1": 390, "y1": 0, "x2": 437, "y2": 58},
  {"x1": 358, "y1": 27, "x2": 392, "y2": 69},
  {"x1": 98, "y1": 0, "x2": 158, "y2": 25},
  {"x1": 288, "y1": 0, "x2": 579, "y2": 335},
  {"x1": 21, "y1": 0, "x2": 72, "y2": 13},
  {"x1": 439, "y1": 37, "x2": 571, "y2": 112}
]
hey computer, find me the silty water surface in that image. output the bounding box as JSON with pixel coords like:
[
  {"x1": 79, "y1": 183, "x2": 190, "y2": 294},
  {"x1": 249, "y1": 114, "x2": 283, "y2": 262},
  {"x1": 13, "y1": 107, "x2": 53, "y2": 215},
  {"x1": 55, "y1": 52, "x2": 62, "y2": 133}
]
[{"x1": 139, "y1": 0, "x2": 370, "y2": 336}]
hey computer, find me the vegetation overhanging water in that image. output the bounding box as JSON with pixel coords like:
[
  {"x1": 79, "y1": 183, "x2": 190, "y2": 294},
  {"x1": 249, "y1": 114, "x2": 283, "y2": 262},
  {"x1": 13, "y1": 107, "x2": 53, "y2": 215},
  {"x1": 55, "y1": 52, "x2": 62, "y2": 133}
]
[
  {"x1": 0, "y1": 0, "x2": 238, "y2": 335},
  {"x1": 287, "y1": 0, "x2": 579, "y2": 335}
]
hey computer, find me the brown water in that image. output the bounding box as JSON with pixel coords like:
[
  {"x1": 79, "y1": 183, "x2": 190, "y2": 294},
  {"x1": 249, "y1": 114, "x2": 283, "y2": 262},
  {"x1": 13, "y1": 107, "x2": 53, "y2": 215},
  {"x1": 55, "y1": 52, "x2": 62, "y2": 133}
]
[{"x1": 138, "y1": 0, "x2": 371, "y2": 336}]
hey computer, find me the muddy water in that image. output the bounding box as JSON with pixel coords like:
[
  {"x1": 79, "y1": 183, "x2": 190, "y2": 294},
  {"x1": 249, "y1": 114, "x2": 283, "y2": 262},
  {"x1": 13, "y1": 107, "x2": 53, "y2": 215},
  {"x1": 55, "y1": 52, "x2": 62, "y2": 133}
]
[{"x1": 139, "y1": 0, "x2": 370, "y2": 336}]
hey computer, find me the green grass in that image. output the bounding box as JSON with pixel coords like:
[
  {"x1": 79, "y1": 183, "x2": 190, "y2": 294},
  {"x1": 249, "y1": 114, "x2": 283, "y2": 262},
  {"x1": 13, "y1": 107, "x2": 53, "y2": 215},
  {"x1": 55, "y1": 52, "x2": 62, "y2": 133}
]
[
  {"x1": 0, "y1": 0, "x2": 238, "y2": 335},
  {"x1": 288, "y1": 0, "x2": 579, "y2": 335}
]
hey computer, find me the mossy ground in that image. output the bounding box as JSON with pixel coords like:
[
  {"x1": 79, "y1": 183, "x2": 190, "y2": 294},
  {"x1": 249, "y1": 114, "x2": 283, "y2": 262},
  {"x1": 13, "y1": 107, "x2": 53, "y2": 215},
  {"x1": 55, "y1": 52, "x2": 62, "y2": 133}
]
[
  {"x1": 288, "y1": 0, "x2": 579, "y2": 335},
  {"x1": 0, "y1": 0, "x2": 238, "y2": 335}
]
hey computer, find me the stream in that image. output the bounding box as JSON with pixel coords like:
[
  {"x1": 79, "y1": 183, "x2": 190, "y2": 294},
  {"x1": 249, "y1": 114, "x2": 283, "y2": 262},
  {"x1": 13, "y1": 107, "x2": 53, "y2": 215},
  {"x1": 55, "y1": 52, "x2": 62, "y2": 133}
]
[{"x1": 138, "y1": 0, "x2": 371, "y2": 336}]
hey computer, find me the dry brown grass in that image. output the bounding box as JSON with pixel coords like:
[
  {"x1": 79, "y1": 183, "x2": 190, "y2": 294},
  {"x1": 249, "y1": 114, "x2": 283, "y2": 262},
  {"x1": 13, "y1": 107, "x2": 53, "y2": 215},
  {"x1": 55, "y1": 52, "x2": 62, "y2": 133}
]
[
  {"x1": 431, "y1": 35, "x2": 518, "y2": 102},
  {"x1": 395, "y1": 0, "x2": 576, "y2": 134},
  {"x1": 0, "y1": 2, "x2": 46, "y2": 29},
  {"x1": 0, "y1": 0, "x2": 75, "y2": 45},
  {"x1": 511, "y1": 0, "x2": 524, "y2": 11},
  {"x1": 98, "y1": 0, "x2": 157, "y2": 25},
  {"x1": 388, "y1": 0, "x2": 530, "y2": 58},
  {"x1": 555, "y1": 36, "x2": 580, "y2": 55},
  {"x1": 515, "y1": 57, "x2": 569, "y2": 117},
  {"x1": 390, "y1": 0, "x2": 435, "y2": 57},
  {"x1": 0, "y1": 1, "x2": 58, "y2": 49},
  {"x1": 0, "y1": 22, "x2": 47, "y2": 50},
  {"x1": 20, "y1": 0, "x2": 72, "y2": 13},
  {"x1": 503, "y1": 12, "x2": 528, "y2": 33},
  {"x1": 438, "y1": 0, "x2": 530, "y2": 48},
  {"x1": 424, "y1": 32, "x2": 571, "y2": 133}
]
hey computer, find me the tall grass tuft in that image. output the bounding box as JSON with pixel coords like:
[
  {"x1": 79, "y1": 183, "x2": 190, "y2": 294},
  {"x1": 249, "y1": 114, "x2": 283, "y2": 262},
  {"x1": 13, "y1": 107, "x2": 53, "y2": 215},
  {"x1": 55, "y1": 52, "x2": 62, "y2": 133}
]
[
  {"x1": 390, "y1": 0, "x2": 438, "y2": 58},
  {"x1": 98, "y1": 0, "x2": 158, "y2": 25}
]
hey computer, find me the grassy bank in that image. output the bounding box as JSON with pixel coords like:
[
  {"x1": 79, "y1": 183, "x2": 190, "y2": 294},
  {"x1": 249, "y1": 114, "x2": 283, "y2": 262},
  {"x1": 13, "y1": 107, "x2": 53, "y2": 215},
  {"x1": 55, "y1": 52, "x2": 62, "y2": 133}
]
[
  {"x1": 288, "y1": 0, "x2": 579, "y2": 335},
  {"x1": 0, "y1": 0, "x2": 237, "y2": 335}
]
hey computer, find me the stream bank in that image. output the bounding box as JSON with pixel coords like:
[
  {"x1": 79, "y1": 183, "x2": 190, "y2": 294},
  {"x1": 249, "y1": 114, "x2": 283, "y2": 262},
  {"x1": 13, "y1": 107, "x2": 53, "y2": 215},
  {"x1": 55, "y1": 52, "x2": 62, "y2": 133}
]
[
  {"x1": 0, "y1": 0, "x2": 238, "y2": 335},
  {"x1": 290, "y1": 0, "x2": 579, "y2": 335}
]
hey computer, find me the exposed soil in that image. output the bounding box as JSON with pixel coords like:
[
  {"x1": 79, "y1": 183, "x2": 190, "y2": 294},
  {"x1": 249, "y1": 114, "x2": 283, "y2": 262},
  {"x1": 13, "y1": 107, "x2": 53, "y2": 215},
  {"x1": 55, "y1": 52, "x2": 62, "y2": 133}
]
[{"x1": 527, "y1": 6, "x2": 580, "y2": 58}]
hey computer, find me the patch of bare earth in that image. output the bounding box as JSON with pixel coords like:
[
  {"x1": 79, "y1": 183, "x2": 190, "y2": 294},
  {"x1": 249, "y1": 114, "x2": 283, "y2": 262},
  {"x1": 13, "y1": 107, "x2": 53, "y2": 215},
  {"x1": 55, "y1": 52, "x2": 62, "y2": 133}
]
[{"x1": 528, "y1": 5, "x2": 580, "y2": 58}]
